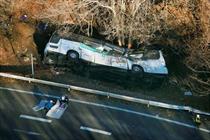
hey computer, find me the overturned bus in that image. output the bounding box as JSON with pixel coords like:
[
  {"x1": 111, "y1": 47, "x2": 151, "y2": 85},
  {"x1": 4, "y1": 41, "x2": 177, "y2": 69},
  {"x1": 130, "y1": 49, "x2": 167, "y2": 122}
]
[{"x1": 44, "y1": 31, "x2": 168, "y2": 77}]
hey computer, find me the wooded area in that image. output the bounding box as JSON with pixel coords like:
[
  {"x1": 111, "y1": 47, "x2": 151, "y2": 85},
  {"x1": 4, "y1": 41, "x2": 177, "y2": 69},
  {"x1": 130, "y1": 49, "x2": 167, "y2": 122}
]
[{"x1": 0, "y1": 0, "x2": 210, "y2": 95}]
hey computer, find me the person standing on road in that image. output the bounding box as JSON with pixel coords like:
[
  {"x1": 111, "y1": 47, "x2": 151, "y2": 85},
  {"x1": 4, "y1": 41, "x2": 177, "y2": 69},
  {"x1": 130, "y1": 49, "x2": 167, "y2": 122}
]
[
  {"x1": 59, "y1": 95, "x2": 69, "y2": 104},
  {"x1": 195, "y1": 114, "x2": 201, "y2": 124}
]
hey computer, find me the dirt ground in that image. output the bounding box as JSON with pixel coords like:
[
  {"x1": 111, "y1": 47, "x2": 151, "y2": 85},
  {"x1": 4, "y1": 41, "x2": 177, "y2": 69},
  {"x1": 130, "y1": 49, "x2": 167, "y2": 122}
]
[
  {"x1": 0, "y1": 0, "x2": 210, "y2": 113},
  {"x1": 0, "y1": 20, "x2": 38, "y2": 65}
]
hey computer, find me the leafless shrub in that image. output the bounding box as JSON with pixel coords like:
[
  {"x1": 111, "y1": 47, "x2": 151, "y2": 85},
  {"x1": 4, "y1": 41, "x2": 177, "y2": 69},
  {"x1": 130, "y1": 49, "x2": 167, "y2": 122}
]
[{"x1": 0, "y1": 0, "x2": 209, "y2": 95}]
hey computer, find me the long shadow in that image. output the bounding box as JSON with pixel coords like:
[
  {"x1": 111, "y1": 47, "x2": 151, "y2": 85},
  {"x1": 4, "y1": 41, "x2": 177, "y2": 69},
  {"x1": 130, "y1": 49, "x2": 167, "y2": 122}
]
[
  {"x1": 0, "y1": 65, "x2": 32, "y2": 74},
  {"x1": 57, "y1": 61, "x2": 166, "y2": 90}
]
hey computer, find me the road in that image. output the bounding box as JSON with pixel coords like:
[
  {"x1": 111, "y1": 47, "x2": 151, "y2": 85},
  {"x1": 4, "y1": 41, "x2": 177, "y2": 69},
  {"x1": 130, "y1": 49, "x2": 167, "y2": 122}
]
[{"x1": 0, "y1": 83, "x2": 209, "y2": 140}]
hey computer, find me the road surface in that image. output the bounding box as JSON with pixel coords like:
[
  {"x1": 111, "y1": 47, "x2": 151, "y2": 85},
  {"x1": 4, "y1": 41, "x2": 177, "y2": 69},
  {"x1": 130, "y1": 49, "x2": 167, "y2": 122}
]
[{"x1": 0, "y1": 83, "x2": 209, "y2": 140}]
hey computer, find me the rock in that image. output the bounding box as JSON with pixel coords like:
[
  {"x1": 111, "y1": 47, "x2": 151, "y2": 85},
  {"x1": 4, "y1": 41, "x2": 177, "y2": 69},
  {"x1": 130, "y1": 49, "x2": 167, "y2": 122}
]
[
  {"x1": 33, "y1": 57, "x2": 37, "y2": 61},
  {"x1": 23, "y1": 57, "x2": 30, "y2": 62}
]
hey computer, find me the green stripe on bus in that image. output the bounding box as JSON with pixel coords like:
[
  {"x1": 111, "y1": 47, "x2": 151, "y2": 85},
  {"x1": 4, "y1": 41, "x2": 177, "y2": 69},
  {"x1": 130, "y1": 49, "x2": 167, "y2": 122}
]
[
  {"x1": 80, "y1": 43, "x2": 97, "y2": 52},
  {"x1": 80, "y1": 43, "x2": 108, "y2": 55}
]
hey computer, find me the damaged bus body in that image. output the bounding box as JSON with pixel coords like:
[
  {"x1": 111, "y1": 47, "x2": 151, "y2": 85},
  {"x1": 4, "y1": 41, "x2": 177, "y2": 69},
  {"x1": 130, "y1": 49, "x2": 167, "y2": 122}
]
[{"x1": 44, "y1": 31, "x2": 168, "y2": 78}]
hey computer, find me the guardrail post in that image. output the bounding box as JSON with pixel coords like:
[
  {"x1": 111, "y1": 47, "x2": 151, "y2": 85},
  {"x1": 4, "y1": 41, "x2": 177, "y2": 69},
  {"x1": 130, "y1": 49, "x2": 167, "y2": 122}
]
[{"x1": 31, "y1": 54, "x2": 34, "y2": 78}]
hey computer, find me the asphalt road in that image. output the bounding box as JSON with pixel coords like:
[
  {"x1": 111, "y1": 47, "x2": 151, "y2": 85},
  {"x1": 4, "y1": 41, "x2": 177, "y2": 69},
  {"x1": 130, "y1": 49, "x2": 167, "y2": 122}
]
[{"x1": 0, "y1": 84, "x2": 210, "y2": 140}]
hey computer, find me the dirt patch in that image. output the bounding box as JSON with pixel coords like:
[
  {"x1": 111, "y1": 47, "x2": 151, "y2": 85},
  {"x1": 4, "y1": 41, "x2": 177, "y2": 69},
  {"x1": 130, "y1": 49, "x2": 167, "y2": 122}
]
[
  {"x1": 0, "y1": 21, "x2": 38, "y2": 65},
  {"x1": 203, "y1": 0, "x2": 210, "y2": 43},
  {"x1": 13, "y1": 22, "x2": 38, "y2": 57},
  {"x1": 0, "y1": 35, "x2": 18, "y2": 65}
]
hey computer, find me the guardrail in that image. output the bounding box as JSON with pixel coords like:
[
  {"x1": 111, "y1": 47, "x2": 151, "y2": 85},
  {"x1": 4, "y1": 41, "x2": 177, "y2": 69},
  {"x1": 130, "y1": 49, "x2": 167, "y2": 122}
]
[{"x1": 0, "y1": 72, "x2": 210, "y2": 116}]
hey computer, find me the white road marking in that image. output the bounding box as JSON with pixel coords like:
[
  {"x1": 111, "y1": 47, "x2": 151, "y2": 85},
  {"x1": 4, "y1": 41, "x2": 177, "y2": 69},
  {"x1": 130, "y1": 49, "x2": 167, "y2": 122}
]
[
  {"x1": 71, "y1": 99, "x2": 210, "y2": 133},
  {"x1": 13, "y1": 129, "x2": 41, "y2": 136},
  {"x1": 0, "y1": 86, "x2": 210, "y2": 133},
  {"x1": 19, "y1": 115, "x2": 52, "y2": 123},
  {"x1": 80, "y1": 126, "x2": 111, "y2": 135}
]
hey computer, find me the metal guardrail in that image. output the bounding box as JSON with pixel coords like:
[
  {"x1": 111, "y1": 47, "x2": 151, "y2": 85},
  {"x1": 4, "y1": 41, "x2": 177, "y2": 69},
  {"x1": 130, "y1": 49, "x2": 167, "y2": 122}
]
[{"x1": 0, "y1": 72, "x2": 210, "y2": 116}]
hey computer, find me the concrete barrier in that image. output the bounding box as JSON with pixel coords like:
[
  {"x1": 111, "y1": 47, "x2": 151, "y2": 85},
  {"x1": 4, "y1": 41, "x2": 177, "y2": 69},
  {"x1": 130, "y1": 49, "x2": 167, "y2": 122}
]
[{"x1": 0, "y1": 72, "x2": 210, "y2": 116}]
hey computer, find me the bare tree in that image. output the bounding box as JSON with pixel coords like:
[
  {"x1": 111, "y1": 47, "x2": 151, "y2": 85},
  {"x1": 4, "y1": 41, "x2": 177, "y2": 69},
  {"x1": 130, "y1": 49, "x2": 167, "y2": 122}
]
[
  {"x1": 71, "y1": 0, "x2": 165, "y2": 47},
  {"x1": 1, "y1": 0, "x2": 209, "y2": 95},
  {"x1": 31, "y1": 0, "x2": 196, "y2": 48}
]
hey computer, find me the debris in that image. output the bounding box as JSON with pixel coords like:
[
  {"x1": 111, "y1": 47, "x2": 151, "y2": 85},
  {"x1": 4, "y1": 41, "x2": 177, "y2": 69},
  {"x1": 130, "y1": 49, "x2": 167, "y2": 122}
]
[
  {"x1": 50, "y1": 67, "x2": 65, "y2": 75},
  {"x1": 169, "y1": 77, "x2": 178, "y2": 85},
  {"x1": 56, "y1": 71, "x2": 59, "y2": 75},
  {"x1": 33, "y1": 100, "x2": 48, "y2": 111},
  {"x1": 184, "y1": 91, "x2": 192, "y2": 96},
  {"x1": 33, "y1": 57, "x2": 37, "y2": 61}
]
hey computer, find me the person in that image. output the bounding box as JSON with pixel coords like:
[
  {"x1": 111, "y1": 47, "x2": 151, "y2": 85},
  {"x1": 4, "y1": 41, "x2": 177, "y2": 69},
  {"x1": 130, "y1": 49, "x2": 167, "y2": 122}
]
[
  {"x1": 45, "y1": 100, "x2": 55, "y2": 110},
  {"x1": 192, "y1": 114, "x2": 201, "y2": 127},
  {"x1": 60, "y1": 95, "x2": 69, "y2": 104},
  {"x1": 37, "y1": 21, "x2": 48, "y2": 32},
  {"x1": 195, "y1": 114, "x2": 201, "y2": 124},
  {"x1": 20, "y1": 14, "x2": 28, "y2": 22}
]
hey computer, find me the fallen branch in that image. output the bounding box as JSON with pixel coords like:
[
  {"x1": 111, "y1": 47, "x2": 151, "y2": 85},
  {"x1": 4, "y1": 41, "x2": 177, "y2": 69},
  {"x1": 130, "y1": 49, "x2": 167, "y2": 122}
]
[
  {"x1": 189, "y1": 76, "x2": 210, "y2": 87},
  {"x1": 186, "y1": 65, "x2": 210, "y2": 74}
]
